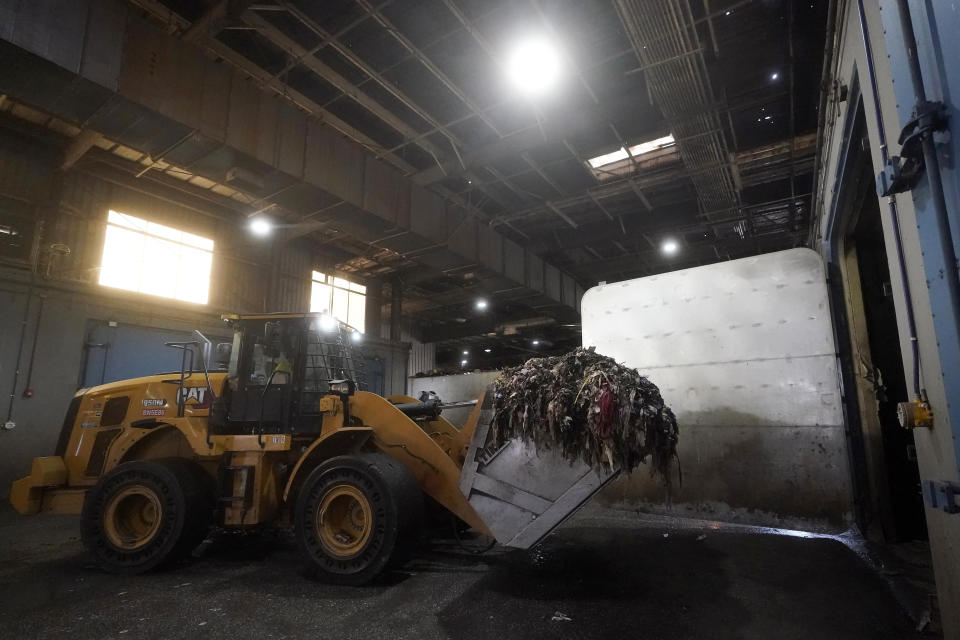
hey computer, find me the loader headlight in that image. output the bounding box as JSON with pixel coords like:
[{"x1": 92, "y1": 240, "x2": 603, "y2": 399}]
[{"x1": 328, "y1": 379, "x2": 356, "y2": 396}]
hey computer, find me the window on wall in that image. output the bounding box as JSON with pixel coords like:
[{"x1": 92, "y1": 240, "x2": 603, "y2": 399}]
[
  {"x1": 0, "y1": 209, "x2": 34, "y2": 263},
  {"x1": 99, "y1": 210, "x2": 213, "y2": 304},
  {"x1": 310, "y1": 271, "x2": 365, "y2": 333}
]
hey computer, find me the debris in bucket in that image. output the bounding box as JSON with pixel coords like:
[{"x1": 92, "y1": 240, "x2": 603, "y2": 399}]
[
  {"x1": 492, "y1": 347, "x2": 679, "y2": 481},
  {"x1": 551, "y1": 611, "x2": 572, "y2": 622}
]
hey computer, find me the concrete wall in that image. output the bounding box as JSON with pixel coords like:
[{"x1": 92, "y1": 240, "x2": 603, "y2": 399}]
[
  {"x1": 409, "y1": 371, "x2": 500, "y2": 428},
  {"x1": 814, "y1": 2, "x2": 960, "y2": 637},
  {"x1": 581, "y1": 249, "x2": 853, "y2": 532}
]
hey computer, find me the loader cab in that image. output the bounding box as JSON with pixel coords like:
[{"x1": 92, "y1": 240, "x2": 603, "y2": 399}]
[{"x1": 215, "y1": 313, "x2": 365, "y2": 436}]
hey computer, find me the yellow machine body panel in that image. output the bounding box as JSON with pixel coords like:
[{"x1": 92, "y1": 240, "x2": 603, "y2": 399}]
[
  {"x1": 12, "y1": 374, "x2": 488, "y2": 535},
  {"x1": 281, "y1": 391, "x2": 489, "y2": 535}
]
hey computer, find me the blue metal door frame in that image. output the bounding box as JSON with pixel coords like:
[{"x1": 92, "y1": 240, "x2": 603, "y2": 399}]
[{"x1": 879, "y1": 0, "x2": 960, "y2": 478}]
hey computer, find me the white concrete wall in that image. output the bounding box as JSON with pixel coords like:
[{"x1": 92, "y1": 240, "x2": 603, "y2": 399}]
[
  {"x1": 582, "y1": 249, "x2": 853, "y2": 531},
  {"x1": 409, "y1": 370, "x2": 500, "y2": 428}
]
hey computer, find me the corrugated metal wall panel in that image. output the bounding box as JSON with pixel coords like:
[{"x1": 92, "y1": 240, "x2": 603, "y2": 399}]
[
  {"x1": 118, "y1": 17, "x2": 185, "y2": 123},
  {"x1": 408, "y1": 338, "x2": 437, "y2": 377},
  {"x1": 544, "y1": 264, "x2": 561, "y2": 301},
  {"x1": 561, "y1": 274, "x2": 576, "y2": 308},
  {"x1": 199, "y1": 59, "x2": 231, "y2": 142},
  {"x1": 2, "y1": 0, "x2": 91, "y2": 75},
  {"x1": 0, "y1": 134, "x2": 50, "y2": 201},
  {"x1": 527, "y1": 253, "x2": 544, "y2": 292},
  {"x1": 448, "y1": 216, "x2": 478, "y2": 262},
  {"x1": 504, "y1": 239, "x2": 525, "y2": 283},
  {"x1": 226, "y1": 76, "x2": 262, "y2": 159},
  {"x1": 410, "y1": 185, "x2": 446, "y2": 245},
  {"x1": 276, "y1": 242, "x2": 312, "y2": 312},
  {"x1": 217, "y1": 257, "x2": 266, "y2": 312},
  {"x1": 363, "y1": 156, "x2": 408, "y2": 224},
  {"x1": 304, "y1": 121, "x2": 365, "y2": 207},
  {"x1": 254, "y1": 92, "x2": 279, "y2": 167},
  {"x1": 478, "y1": 224, "x2": 503, "y2": 272},
  {"x1": 375, "y1": 321, "x2": 433, "y2": 379},
  {"x1": 79, "y1": 0, "x2": 126, "y2": 90}
]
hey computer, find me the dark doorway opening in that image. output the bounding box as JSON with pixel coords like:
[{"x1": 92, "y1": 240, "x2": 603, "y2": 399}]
[
  {"x1": 848, "y1": 179, "x2": 926, "y2": 541},
  {"x1": 836, "y1": 104, "x2": 926, "y2": 542}
]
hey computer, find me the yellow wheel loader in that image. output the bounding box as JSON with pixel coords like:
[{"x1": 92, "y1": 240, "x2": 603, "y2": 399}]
[{"x1": 11, "y1": 313, "x2": 619, "y2": 584}]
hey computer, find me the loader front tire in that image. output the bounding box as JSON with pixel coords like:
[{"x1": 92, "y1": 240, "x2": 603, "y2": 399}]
[
  {"x1": 81, "y1": 459, "x2": 212, "y2": 574},
  {"x1": 295, "y1": 453, "x2": 422, "y2": 585}
]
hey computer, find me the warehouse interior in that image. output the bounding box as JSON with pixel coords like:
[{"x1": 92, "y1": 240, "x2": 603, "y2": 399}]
[{"x1": 0, "y1": 1, "x2": 958, "y2": 639}]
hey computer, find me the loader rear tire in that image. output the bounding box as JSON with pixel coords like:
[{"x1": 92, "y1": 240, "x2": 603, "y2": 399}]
[
  {"x1": 295, "y1": 453, "x2": 422, "y2": 585},
  {"x1": 81, "y1": 459, "x2": 212, "y2": 574}
]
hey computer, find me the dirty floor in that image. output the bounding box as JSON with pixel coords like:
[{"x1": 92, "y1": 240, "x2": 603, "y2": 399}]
[{"x1": 0, "y1": 507, "x2": 931, "y2": 640}]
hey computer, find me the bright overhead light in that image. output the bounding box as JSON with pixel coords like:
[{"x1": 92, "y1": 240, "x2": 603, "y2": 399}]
[
  {"x1": 462, "y1": 350, "x2": 469, "y2": 355},
  {"x1": 351, "y1": 331, "x2": 363, "y2": 343},
  {"x1": 661, "y1": 239, "x2": 679, "y2": 255},
  {"x1": 318, "y1": 314, "x2": 338, "y2": 332},
  {"x1": 532, "y1": 339, "x2": 540, "y2": 346},
  {"x1": 771, "y1": 72, "x2": 779, "y2": 81},
  {"x1": 475, "y1": 298, "x2": 488, "y2": 310},
  {"x1": 249, "y1": 217, "x2": 273, "y2": 237},
  {"x1": 461, "y1": 359, "x2": 468, "y2": 366},
  {"x1": 505, "y1": 37, "x2": 562, "y2": 98},
  {"x1": 484, "y1": 348, "x2": 491, "y2": 353}
]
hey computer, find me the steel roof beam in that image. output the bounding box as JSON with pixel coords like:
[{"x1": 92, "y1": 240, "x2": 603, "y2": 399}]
[{"x1": 242, "y1": 11, "x2": 451, "y2": 168}]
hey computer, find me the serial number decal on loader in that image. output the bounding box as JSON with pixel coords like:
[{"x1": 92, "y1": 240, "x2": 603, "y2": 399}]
[
  {"x1": 142, "y1": 398, "x2": 167, "y2": 407},
  {"x1": 142, "y1": 409, "x2": 166, "y2": 417}
]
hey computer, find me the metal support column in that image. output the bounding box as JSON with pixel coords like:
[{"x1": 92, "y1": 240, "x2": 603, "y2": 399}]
[
  {"x1": 365, "y1": 278, "x2": 382, "y2": 338},
  {"x1": 389, "y1": 278, "x2": 402, "y2": 343}
]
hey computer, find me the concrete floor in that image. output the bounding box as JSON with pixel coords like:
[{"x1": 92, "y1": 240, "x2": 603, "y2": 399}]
[{"x1": 0, "y1": 506, "x2": 930, "y2": 640}]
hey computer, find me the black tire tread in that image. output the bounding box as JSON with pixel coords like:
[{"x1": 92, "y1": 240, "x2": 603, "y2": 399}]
[
  {"x1": 294, "y1": 452, "x2": 423, "y2": 585},
  {"x1": 80, "y1": 458, "x2": 212, "y2": 574}
]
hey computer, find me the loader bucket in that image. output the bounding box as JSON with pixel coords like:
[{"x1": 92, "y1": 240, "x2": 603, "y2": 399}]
[{"x1": 458, "y1": 390, "x2": 619, "y2": 549}]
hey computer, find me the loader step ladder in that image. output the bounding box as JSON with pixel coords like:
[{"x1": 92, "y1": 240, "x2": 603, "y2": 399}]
[{"x1": 219, "y1": 463, "x2": 255, "y2": 508}]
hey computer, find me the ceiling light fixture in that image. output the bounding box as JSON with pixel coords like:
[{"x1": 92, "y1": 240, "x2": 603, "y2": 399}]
[
  {"x1": 661, "y1": 239, "x2": 679, "y2": 256},
  {"x1": 463, "y1": 350, "x2": 469, "y2": 355},
  {"x1": 532, "y1": 339, "x2": 540, "y2": 346},
  {"x1": 505, "y1": 37, "x2": 562, "y2": 98},
  {"x1": 475, "y1": 298, "x2": 488, "y2": 310},
  {"x1": 484, "y1": 348, "x2": 492, "y2": 353},
  {"x1": 771, "y1": 72, "x2": 779, "y2": 81},
  {"x1": 249, "y1": 217, "x2": 273, "y2": 237}
]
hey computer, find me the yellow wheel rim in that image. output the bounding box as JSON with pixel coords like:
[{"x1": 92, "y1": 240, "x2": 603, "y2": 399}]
[
  {"x1": 103, "y1": 484, "x2": 163, "y2": 550},
  {"x1": 315, "y1": 485, "x2": 373, "y2": 559}
]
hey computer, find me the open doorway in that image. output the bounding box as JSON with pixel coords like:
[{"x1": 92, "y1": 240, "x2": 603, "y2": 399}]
[{"x1": 834, "y1": 105, "x2": 926, "y2": 542}]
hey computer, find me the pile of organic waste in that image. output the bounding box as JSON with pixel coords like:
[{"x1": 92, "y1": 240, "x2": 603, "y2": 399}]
[{"x1": 491, "y1": 347, "x2": 679, "y2": 483}]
